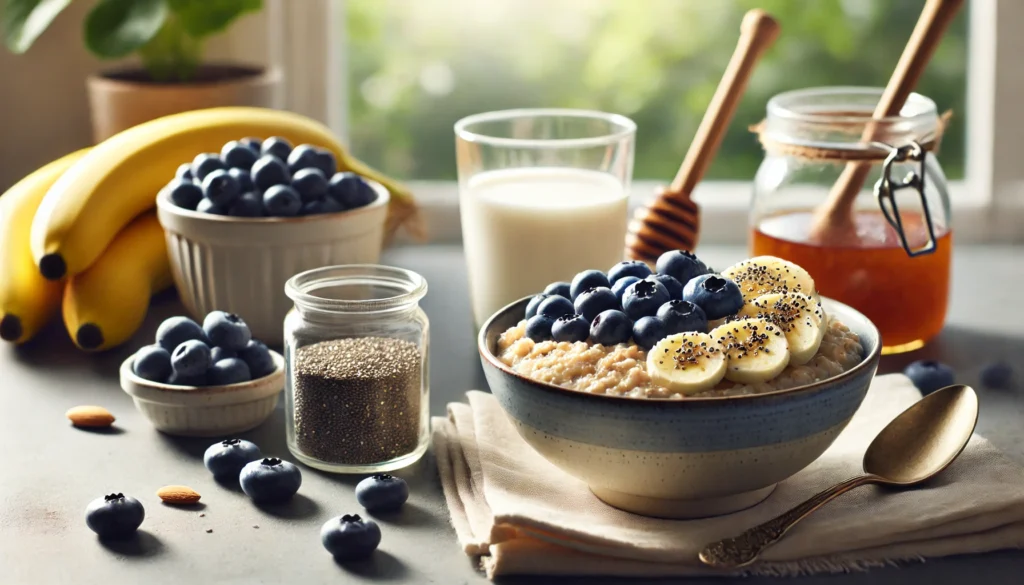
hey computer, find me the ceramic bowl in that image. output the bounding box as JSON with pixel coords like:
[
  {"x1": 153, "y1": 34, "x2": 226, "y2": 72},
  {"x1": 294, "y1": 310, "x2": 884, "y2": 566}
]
[
  {"x1": 479, "y1": 297, "x2": 881, "y2": 519},
  {"x1": 119, "y1": 350, "x2": 284, "y2": 437},
  {"x1": 156, "y1": 180, "x2": 390, "y2": 345}
]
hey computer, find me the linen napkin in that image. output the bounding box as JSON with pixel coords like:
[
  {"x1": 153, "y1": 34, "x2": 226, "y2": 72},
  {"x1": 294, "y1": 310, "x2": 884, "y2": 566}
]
[{"x1": 432, "y1": 374, "x2": 1024, "y2": 579}]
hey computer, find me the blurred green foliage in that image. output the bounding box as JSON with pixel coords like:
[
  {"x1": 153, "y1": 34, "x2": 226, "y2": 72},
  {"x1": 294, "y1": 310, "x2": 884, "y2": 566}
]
[{"x1": 346, "y1": 0, "x2": 967, "y2": 181}]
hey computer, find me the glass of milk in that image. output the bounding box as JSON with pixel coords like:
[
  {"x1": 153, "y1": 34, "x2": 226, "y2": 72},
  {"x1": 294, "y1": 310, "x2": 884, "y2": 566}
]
[{"x1": 455, "y1": 109, "x2": 636, "y2": 328}]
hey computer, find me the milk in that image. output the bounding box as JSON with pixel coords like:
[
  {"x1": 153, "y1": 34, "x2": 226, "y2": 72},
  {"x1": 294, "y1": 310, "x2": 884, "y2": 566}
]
[{"x1": 460, "y1": 167, "x2": 629, "y2": 327}]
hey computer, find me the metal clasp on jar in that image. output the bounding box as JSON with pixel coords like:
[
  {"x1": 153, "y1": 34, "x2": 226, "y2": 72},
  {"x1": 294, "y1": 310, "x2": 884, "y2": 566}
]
[{"x1": 872, "y1": 140, "x2": 938, "y2": 257}]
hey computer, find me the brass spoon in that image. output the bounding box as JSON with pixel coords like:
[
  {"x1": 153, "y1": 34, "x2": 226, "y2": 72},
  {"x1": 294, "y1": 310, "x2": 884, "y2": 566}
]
[{"x1": 699, "y1": 384, "x2": 979, "y2": 568}]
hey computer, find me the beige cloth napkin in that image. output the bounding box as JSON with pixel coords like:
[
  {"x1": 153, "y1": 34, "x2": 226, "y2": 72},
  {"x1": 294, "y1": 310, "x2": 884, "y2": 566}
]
[{"x1": 432, "y1": 374, "x2": 1024, "y2": 579}]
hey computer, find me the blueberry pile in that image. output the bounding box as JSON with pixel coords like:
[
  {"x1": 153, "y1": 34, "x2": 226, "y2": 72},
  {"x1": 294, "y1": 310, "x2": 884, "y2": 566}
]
[
  {"x1": 524, "y1": 250, "x2": 744, "y2": 350},
  {"x1": 132, "y1": 311, "x2": 277, "y2": 386},
  {"x1": 166, "y1": 136, "x2": 378, "y2": 217}
]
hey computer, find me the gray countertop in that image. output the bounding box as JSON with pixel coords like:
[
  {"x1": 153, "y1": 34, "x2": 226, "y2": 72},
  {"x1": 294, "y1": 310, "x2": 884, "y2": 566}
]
[{"x1": 2, "y1": 244, "x2": 1023, "y2": 585}]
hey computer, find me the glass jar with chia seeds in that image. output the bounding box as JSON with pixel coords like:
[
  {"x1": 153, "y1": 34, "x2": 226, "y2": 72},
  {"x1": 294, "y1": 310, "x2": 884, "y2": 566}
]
[{"x1": 283, "y1": 265, "x2": 429, "y2": 473}]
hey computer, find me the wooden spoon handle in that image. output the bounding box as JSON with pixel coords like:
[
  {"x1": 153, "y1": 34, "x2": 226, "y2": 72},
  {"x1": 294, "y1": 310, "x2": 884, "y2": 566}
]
[{"x1": 667, "y1": 9, "x2": 780, "y2": 197}]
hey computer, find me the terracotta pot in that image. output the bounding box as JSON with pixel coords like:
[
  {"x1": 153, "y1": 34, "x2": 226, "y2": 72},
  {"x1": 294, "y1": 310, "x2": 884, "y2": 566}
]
[{"x1": 86, "y1": 64, "x2": 282, "y2": 143}]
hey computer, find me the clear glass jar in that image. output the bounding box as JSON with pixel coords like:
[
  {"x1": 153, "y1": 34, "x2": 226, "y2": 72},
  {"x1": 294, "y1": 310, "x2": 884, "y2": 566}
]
[
  {"x1": 283, "y1": 265, "x2": 429, "y2": 473},
  {"x1": 750, "y1": 87, "x2": 952, "y2": 354}
]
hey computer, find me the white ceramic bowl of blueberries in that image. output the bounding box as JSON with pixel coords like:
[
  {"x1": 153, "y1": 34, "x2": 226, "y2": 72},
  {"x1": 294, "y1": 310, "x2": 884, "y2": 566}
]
[
  {"x1": 120, "y1": 310, "x2": 284, "y2": 437},
  {"x1": 155, "y1": 137, "x2": 390, "y2": 345}
]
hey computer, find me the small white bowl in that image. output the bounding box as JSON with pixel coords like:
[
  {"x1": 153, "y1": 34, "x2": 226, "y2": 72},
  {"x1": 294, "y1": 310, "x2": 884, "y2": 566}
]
[
  {"x1": 120, "y1": 351, "x2": 285, "y2": 437},
  {"x1": 156, "y1": 181, "x2": 390, "y2": 345}
]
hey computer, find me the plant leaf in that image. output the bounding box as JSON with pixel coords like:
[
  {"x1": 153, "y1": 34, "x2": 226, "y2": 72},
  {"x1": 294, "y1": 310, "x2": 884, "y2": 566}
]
[
  {"x1": 167, "y1": 0, "x2": 261, "y2": 39},
  {"x1": 84, "y1": 0, "x2": 168, "y2": 58},
  {"x1": 2, "y1": 0, "x2": 72, "y2": 53}
]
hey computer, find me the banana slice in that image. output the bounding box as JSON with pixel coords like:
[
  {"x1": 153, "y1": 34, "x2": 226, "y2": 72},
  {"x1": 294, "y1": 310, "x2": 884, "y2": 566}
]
[
  {"x1": 710, "y1": 318, "x2": 790, "y2": 384},
  {"x1": 646, "y1": 332, "x2": 727, "y2": 395},
  {"x1": 739, "y1": 292, "x2": 825, "y2": 366},
  {"x1": 721, "y1": 256, "x2": 816, "y2": 301}
]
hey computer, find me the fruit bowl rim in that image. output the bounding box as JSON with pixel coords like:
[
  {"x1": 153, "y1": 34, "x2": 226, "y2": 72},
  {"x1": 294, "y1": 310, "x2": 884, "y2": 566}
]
[{"x1": 120, "y1": 348, "x2": 285, "y2": 395}]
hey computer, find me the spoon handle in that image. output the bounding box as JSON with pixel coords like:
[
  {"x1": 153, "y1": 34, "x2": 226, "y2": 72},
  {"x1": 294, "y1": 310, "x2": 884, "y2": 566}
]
[{"x1": 698, "y1": 474, "x2": 879, "y2": 568}]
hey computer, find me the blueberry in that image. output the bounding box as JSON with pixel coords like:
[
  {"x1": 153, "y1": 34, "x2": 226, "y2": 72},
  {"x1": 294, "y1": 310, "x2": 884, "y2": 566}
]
[
  {"x1": 314, "y1": 148, "x2": 337, "y2": 176},
  {"x1": 237, "y1": 340, "x2": 276, "y2": 378},
  {"x1": 633, "y1": 316, "x2": 667, "y2": 350},
  {"x1": 355, "y1": 473, "x2": 409, "y2": 512},
  {"x1": 261, "y1": 136, "x2": 293, "y2": 162},
  {"x1": 132, "y1": 344, "x2": 171, "y2": 383},
  {"x1": 221, "y1": 140, "x2": 259, "y2": 169},
  {"x1": 980, "y1": 361, "x2": 1013, "y2": 389},
  {"x1": 156, "y1": 316, "x2": 208, "y2": 352},
  {"x1": 537, "y1": 295, "x2": 574, "y2": 319},
  {"x1": 286, "y1": 144, "x2": 320, "y2": 173},
  {"x1": 291, "y1": 167, "x2": 329, "y2": 203},
  {"x1": 551, "y1": 313, "x2": 589, "y2": 343},
  {"x1": 611, "y1": 276, "x2": 640, "y2": 301},
  {"x1": 251, "y1": 154, "x2": 292, "y2": 192},
  {"x1": 203, "y1": 311, "x2": 252, "y2": 351},
  {"x1": 210, "y1": 346, "x2": 237, "y2": 363},
  {"x1": 240, "y1": 457, "x2": 302, "y2": 504},
  {"x1": 590, "y1": 310, "x2": 632, "y2": 346},
  {"x1": 656, "y1": 250, "x2": 710, "y2": 286},
  {"x1": 622, "y1": 279, "x2": 671, "y2": 320},
  {"x1": 262, "y1": 184, "x2": 302, "y2": 217},
  {"x1": 167, "y1": 179, "x2": 203, "y2": 210},
  {"x1": 227, "y1": 192, "x2": 264, "y2": 217},
  {"x1": 171, "y1": 339, "x2": 212, "y2": 377},
  {"x1": 657, "y1": 300, "x2": 708, "y2": 334},
  {"x1": 201, "y1": 169, "x2": 241, "y2": 207},
  {"x1": 321, "y1": 514, "x2": 381, "y2": 561},
  {"x1": 85, "y1": 493, "x2": 144, "y2": 539},
  {"x1": 569, "y1": 270, "x2": 611, "y2": 301},
  {"x1": 525, "y1": 294, "x2": 550, "y2": 319},
  {"x1": 175, "y1": 162, "x2": 193, "y2": 181},
  {"x1": 543, "y1": 281, "x2": 571, "y2": 299},
  {"x1": 682, "y1": 274, "x2": 744, "y2": 320},
  {"x1": 167, "y1": 371, "x2": 207, "y2": 386},
  {"x1": 239, "y1": 137, "x2": 262, "y2": 152},
  {"x1": 203, "y1": 438, "x2": 263, "y2": 480},
  {"x1": 645, "y1": 273, "x2": 684, "y2": 300},
  {"x1": 609, "y1": 260, "x2": 652, "y2": 283},
  {"x1": 903, "y1": 360, "x2": 955, "y2": 395},
  {"x1": 573, "y1": 287, "x2": 619, "y2": 322},
  {"x1": 208, "y1": 357, "x2": 252, "y2": 385},
  {"x1": 191, "y1": 153, "x2": 225, "y2": 182},
  {"x1": 196, "y1": 198, "x2": 227, "y2": 215},
  {"x1": 300, "y1": 197, "x2": 344, "y2": 215},
  {"x1": 328, "y1": 172, "x2": 377, "y2": 209},
  {"x1": 525, "y1": 314, "x2": 555, "y2": 341},
  {"x1": 228, "y1": 168, "x2": 254, "y2": 193}
]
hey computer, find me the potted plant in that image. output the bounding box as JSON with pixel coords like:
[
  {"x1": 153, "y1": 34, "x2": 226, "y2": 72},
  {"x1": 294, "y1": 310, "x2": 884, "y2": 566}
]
[{"x1": 2, "y1": 0, "x2": 278, "y2": 142}]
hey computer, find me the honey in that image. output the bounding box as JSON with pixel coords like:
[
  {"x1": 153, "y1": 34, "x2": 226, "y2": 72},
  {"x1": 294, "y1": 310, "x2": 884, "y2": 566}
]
[{"x1": 751, "y1": 210, "x2": 951, "y2": 354}]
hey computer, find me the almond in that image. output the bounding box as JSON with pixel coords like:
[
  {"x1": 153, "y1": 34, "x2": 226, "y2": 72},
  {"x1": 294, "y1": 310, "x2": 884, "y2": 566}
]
[
  {"x1": 65, "y1": 405, "x2": 115, "y2": 428},
  {"x1": 157, "y1": 485, "x2": 202, "y2": 505}
]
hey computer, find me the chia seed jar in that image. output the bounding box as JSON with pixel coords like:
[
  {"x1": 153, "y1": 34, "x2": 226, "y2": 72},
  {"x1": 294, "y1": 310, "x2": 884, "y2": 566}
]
[{"x1": 283, "y1": 265, "x2": 429, "y2": 474}]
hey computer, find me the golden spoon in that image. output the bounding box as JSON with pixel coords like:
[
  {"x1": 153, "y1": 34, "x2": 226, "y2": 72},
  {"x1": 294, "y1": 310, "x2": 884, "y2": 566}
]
[{"x1": 699, "y1": 384, "x2": 979, "y2": 569}]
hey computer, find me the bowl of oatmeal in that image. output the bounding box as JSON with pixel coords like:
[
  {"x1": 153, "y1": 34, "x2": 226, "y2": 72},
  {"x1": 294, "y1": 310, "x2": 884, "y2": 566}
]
[{"x1": 477, "y1": 253, "x2": 881, "y2": 519}]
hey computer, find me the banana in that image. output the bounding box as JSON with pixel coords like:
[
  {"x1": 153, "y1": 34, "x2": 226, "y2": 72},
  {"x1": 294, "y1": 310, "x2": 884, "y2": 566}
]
[
  {"x1": 0, "y1": 149, "x2": 89, "y2": 344},
  {"x1": 646, "y1": 332, "x2": 727, "y2": 394},
  {"x1": 33, "y1": 106, "x2": 417, "y2": 280},
  {"x1": 710, "y1": 317, "x2": 790, "y2": 384},
  {"x1": 739, "y1": 292, "x2": 825, "y2": 366},
  {"x1": 720, "y1": 255, "x2": 816, "y2": 302},
  {"x1": 62, "y1": 211, "x2": 172, "y2": 351}
]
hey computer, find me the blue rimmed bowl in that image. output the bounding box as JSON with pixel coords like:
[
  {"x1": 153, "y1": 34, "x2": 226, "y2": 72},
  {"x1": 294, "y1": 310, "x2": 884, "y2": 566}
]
[{"x1": 479, "y1": 296, "x2": 881, "y2": 519}]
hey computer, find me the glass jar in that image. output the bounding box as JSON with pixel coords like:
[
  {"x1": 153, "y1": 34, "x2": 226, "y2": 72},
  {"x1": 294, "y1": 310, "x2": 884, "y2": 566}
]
[
  {"x1": 283, "y1": 265, "x2": 429, "y2": 473},
  {"x1": 750, "y1": 87, "x2": 952, "y2": 354}
]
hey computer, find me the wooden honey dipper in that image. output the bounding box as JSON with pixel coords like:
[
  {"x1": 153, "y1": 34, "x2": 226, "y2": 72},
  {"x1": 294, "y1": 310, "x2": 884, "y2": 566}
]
[{"x1": 626, "y1": 9, "x2": 780, "y2": 262}]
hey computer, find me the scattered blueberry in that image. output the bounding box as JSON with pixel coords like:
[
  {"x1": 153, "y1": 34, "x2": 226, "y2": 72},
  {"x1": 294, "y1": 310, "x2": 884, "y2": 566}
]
[
  {"x1": 682, "y1": 274, "x2": 743, "y2": 320},
  {"x1": 645, "y1": 273, "x2": 684, "y2": 300},
  {"x1": 211, "y1": 346, "x2": 237, "y2": 363},
  {"x1": 286, "y1": 144, "x2": 320, "y2": 173},
  {"x1": 300, "y1": 197, "x2": 344, "y2": 215},
  {"x1": 551, "y1": 313, "x2": 590, "y2": 343},
  {"x1": 980, "y1": 361, "x2": 1013, "y2": 389},
  {"x1": 657, "y1": 300, "x2": 708, "y2": 334},
  {"x1": 573, "y1": 286, "x2": 619, "y2": 322},
  {"x1": 208, "y1": 357, "x2": 252, "y2": 385},
  {"x1": 291, "y1": 167, "x2": 329, "y2": 203},
  {"x1": 543, "y1": 281, "x2": 571, "y2": 299},
  {"x1": 239, "y1": 137, "x2": 262, "y2": 153},
  {"x1": 227, "y1": 192, "x2": 264, "y2": 217},
  {"x1": 240, "y1": 457, "x2": 302, "y2": 504},
  {"x1": 156, "y1": 317, "x2": 208, "y2": 352},
  {"x1": 203, "y1": 311, "x2": 252, "y2": 351},
  {"x1": 175, "y1": 162, "x2": 193, "y2": 181},
  {"x1": 221, "y1": 140, "x2": 259, "y2": 170},
  {"x1": 313, "y1": 148, "x2": 337, "y2": 177},
  {"x1": 569, "y1": 270, "x2": 611, "y2": 301},
  {"x1": 622, "y1": 279, "x2": 671, "y2": 320},
  {"x1": 611, "y1": 276, "x2": 641, "y2": 301},
  {"x1": 525, "y1": 294, "x2": 550, "y2": 319},
  {"x1": 321, "y1": 514, "x2": 381, "y2": 561},
  {"x1": 228, "y1": 168, "x2": 254, "y2": 193},
  {"x1": 171, "y1": 340, "x2": 212, "y2": 377},
  {"x1": 168, "y1": 178, "x2": 203, "y2": 210},
  {"x1": 525, "y1": 314, "x2": 555, "y2": 341},
  {"x1": 590, "y1": 310, "x2": 633, "y2": 346},
  {"x1": 609, "y1": 260, "x2": 652, "y2": 283},
  {"x1": 196, "y1": 198, "x2": 227, "y2": 215},
  {"x1": 263, "y1": 184, "x2": 302, "y2": 217},
  {"x1": 167, "y1": 371, "x2": 206, "y2": 386},
  {"x1": 903, "y1": 360, "x2": 956, "y2": 395},
  {"x1": 203, "y1": 438, "x2": 263, "y2": 480},
  {"x1": 656, "y1": 250, "x2": 710, "y2": 286},
  {"x1": 85, "y1": 493, "x2": 144, "y2": 539},
  {"x1": 191, "y1": 153, "x2": 225, "y2": 182},
  {"x1": 237, "y1": 340, "x2": 276, "y2": 378},
  {"x1": 251, "y1": 154, "x2": 292, "y2": 192},
  {"x1": 537, "y1": 295, "x2": 575, "y2": 319},
  {"x1": 328, "y1": 172, "x2": 377, "y2": 209},
  {"x1": 355, "y1": 473, "x2": 409, "y2": 512},
  {"x1": 261, "y1": 136, "x2": 293, "y2": 162},
  {"x1": 632, "y1": 316, "x2": 667, "y2": 350},
  {"x1": 201, "y1": 169, "x2": 241, "y2": 207},
  {"x1": 132, "y1": 344, "x2": 172, "y2": 383}
]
